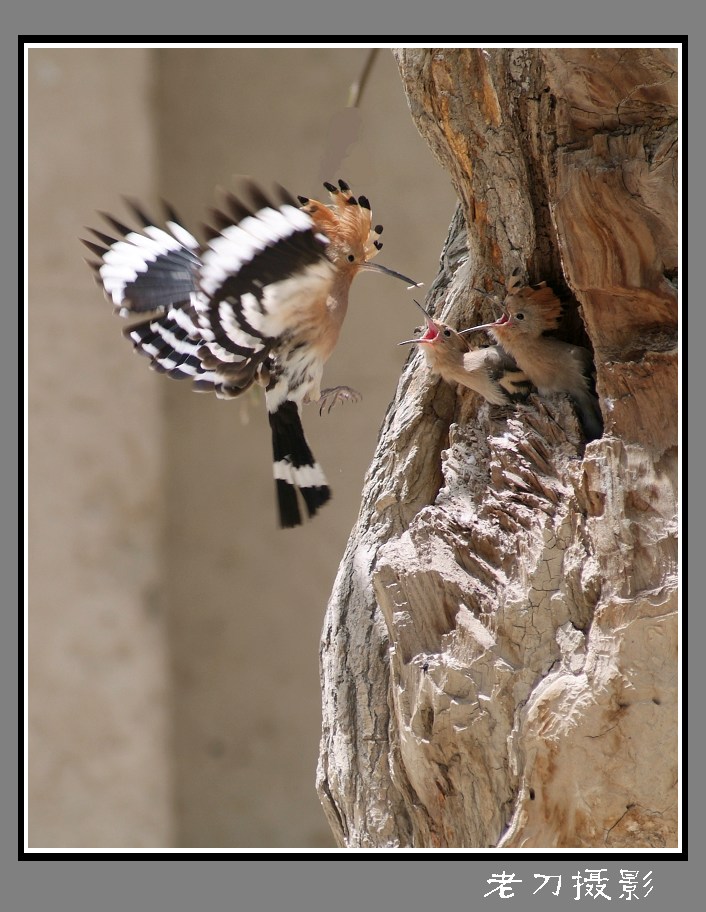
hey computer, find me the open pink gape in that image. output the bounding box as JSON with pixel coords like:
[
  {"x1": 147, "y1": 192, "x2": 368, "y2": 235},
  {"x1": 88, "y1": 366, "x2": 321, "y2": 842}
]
[{"x1": 420, "y1": 319, "x2": 440, "y2": 342}]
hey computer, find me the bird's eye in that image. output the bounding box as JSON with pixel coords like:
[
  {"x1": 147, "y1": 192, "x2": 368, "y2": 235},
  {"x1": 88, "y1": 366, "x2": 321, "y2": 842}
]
[
  {"x1": 443, "y1": 329, "x2": 452, "y2": 337},
  {"x1": 515, "y1": 312, "x2": 525, "y2": 321},
  {"x1": 347, "y1": 254, "x2": 355, "y2": 263}
]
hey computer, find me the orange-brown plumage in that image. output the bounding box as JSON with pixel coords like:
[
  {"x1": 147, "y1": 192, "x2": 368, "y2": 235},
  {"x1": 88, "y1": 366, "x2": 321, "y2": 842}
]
[
  {"x1": 465, "y1": 269, "x2": 603, "y2": 439},
  {"x1": 298, "y1": 179, "x2": 384, "y2": 272}
]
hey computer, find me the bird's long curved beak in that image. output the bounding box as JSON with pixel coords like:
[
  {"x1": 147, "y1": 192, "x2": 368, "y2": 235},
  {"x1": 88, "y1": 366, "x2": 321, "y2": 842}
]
[
  {"x1": 458, "y1": 311, "x2": 510, "y2": 335},
  {"x1": 412, "y1": 297, "x2": 432, "y2": 318},
  {"x1": 361, "y1": 261, "x2": 423, "y2": 289},
  {"x1": 398, "y1": 298, "x2": 439, "y2": 345},
  {"x1": 398, "y1": 338, "x2": 422, "y2": 346}
]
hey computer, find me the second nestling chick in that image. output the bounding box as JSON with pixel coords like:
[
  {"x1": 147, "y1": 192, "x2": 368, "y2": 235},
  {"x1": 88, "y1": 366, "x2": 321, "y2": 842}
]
[
  {"x1": 466, "y1": 269, "x2": 603, "y2": 440},
  {"x1": 399, "y1": 300, "x2": 533, "y2": 405}
]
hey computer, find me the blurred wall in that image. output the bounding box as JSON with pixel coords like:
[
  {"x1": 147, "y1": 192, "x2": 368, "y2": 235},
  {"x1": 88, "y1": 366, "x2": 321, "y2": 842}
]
[
  {"x1": 28, "y1": 46, "x2": 457, "y2": 848},
  {"x1": 28, "y1": 49, "x2": 172, "y2": 848}
]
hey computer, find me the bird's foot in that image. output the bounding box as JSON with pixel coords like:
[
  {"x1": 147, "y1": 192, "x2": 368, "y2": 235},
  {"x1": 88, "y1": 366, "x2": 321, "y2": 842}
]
[{"x1": 315, "y1": 386, "x2": 362, "y2": 416}]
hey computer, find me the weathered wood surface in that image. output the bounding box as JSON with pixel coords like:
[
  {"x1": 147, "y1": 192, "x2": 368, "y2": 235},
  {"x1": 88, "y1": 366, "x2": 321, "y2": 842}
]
[{"x1": 317, "y1": 48, "x2": 678, "y2": 848}]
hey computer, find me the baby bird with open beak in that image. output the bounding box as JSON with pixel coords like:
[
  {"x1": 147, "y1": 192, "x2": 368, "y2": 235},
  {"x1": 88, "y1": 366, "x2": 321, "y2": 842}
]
[
  {"x1": 464, "y1": 270, "x2": 603, "y2": 440},
  {"x1": 399, "y1": 300, "x2": 533, "y2": 405}
]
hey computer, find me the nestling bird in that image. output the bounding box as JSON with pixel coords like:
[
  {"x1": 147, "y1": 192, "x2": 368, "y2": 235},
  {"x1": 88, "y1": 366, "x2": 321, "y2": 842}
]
[
  {"x1": 398, "y1": 300, "x2": 533, "y2": 405},
  {"x1": 83, "y1": 179, "x2": 421, "y2": 528},
  {"x1": 464, "y1": 269, "x2": 603, "y2": 440}
]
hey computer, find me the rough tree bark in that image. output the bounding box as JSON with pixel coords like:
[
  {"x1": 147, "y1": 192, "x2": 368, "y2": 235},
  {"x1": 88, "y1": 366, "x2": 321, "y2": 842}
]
[{"x1": 317, "y1": 48, "x2": 678, "y2": 848}]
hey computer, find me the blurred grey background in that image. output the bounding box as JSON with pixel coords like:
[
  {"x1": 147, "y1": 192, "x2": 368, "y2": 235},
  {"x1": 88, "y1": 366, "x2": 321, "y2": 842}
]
[{"x1": 28, "y1": 46, "x2": 457, "y2": 849}]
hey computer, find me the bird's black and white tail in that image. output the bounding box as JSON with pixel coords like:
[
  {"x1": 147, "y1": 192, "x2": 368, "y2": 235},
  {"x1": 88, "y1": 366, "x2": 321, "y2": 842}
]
[{"x1": 268, "y1": 400, "x2": 330, "y2": 528}]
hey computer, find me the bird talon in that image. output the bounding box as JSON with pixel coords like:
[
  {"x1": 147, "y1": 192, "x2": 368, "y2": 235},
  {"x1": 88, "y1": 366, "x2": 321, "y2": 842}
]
[{"x1": 316, "y1": 386, "x2": 362, "y2": 416}]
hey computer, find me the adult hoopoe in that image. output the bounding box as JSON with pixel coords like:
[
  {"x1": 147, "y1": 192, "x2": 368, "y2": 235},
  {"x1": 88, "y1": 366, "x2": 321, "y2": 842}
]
[
  {"x1": 83, "y1": 179, "x2": 420, "y2": 528},
  {"x1": 466, "y1": 269, "x2": 603, "y2": 440},
  {"x1": 398, "y1": 299, "x2": 533, "y2": 405}
]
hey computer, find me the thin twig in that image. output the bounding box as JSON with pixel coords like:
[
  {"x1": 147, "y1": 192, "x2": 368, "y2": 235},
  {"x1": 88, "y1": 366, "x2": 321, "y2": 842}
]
[{"x1": 347, "y1": 49, "x2": 380, "y2": 108}]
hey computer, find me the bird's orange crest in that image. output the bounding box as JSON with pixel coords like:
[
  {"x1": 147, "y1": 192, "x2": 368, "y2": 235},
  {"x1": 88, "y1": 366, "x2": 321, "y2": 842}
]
[
  {"x1": 510, "y1": 283, "x2": 564, "y2": 332},
  {"x1": 298, "y1": 179, "x2": 383, "y2": 263}
]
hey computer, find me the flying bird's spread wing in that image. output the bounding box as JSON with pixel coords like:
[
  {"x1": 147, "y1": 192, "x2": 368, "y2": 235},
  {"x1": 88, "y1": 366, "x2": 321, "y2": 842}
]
[
  {"x1": 84, "y1": 185, "x2": 335, "y2": 402},
  {"x1": 84, "y1": 180, "x2": 411, "y2": 527}
]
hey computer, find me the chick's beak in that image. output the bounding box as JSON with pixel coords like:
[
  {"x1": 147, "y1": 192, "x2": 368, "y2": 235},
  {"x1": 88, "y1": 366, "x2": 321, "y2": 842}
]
[
  {"x1": 399, "y1": 297, "x2": 440, "y2": 345},
  {"x1": 459, "y1": 310, "x2": 510, "y2": 335},
  {"x1": 398, "y1": 316, "x2": 440, "y2": 346}
]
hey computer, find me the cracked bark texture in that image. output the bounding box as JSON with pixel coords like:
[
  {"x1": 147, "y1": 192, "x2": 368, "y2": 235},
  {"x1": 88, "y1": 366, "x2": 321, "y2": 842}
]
[{"x1": 317, "y1": 48, "x2": 678, "y2": 848}]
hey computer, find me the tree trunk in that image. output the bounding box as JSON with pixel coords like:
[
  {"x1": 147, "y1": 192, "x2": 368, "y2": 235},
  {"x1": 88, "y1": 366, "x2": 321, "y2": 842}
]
[{"x1": 317, "y1": 48, "x2": 678, "y2": 848}]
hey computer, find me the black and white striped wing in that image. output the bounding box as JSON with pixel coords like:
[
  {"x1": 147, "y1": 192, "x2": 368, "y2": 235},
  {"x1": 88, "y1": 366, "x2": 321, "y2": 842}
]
[
  {"x1": 84, "y1": 202, "x2": 202, "y2": 316},
  {"x1": 195, "y1": 184, "x2": 334, "y2": 373},
  {"x1": 84, "y1": 187, "x2": 335, "y2": 400},
  {"x1": 83, "y1": 203, "x2": 230, "y2": 390},
  {"x1": 84, "y1": 186, "x2": 337, "y2": 529}
]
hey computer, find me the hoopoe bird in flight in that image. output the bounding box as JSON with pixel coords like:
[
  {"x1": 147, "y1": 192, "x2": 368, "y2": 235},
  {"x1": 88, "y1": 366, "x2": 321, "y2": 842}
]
[
  {"x1": 83, "y1": 179, "x2": 420, "y2": 528},
  {"x1": 398, "y1": 299, "x2": 533, "y2": 405},
  {"x1": 466, "y1": 269, "x2": 603, "y2": 440}
]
